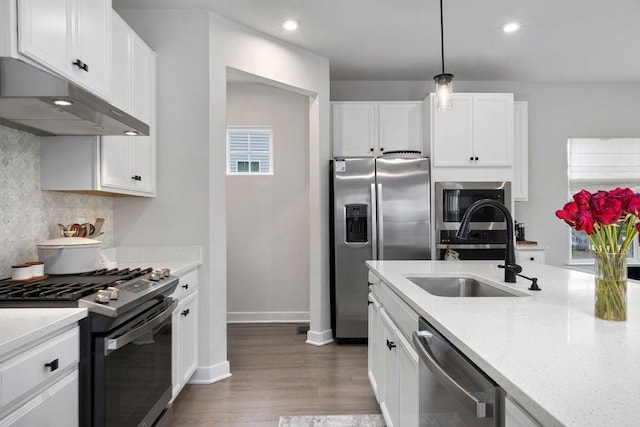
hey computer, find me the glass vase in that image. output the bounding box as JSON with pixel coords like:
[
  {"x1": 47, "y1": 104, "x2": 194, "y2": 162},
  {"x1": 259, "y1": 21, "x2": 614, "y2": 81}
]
[{"x1": 594, "y1": 252, "x2": 627, "y2": 321}]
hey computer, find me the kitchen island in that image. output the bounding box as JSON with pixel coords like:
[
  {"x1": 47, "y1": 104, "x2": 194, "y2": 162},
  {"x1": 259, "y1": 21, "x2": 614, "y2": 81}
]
[{"x1": 366, "y1": 260, "x2": 640, "y2": 427}]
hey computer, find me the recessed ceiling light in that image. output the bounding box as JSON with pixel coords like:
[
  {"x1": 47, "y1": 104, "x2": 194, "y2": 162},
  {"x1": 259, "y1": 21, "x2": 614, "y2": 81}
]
[
  {"x1": 282, "y1": 20, "x2": 299, "y2": 31},
  {"x1": 503, "y1": 22, "x2": 520, "y2": 33}
]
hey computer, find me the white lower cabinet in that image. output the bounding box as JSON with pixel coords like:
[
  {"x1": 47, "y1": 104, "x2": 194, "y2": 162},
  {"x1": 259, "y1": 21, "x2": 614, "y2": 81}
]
[
  {"x1": 369, "y1": 279, "x2": 419, "y2": 427},
  {"x1": 0, "y1": 326, "x2": 80, "y2": 426},
  {"x1": 516, "y1": 248, "x2": 546, "y2": 264},
  {"x1": 171, "y1": 268, "x2": 199, "y2": 401}
]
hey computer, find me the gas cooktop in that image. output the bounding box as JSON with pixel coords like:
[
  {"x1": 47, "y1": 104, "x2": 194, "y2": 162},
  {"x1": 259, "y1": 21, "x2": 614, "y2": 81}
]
[{"x1": 0, "y1": 267, "x2": 178, "y2": 317}]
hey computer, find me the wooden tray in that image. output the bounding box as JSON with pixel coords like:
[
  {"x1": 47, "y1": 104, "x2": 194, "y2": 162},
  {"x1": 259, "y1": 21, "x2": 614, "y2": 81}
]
[{"x1": 5, "y1": 275, "x2": 49, "y2": 284}]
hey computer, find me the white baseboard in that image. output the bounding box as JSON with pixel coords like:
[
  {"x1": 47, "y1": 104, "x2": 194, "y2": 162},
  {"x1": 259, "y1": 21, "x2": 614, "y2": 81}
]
[
  {"x1": 188, "y1": 361, "x2": 232, "y2": 384},
  {"x1": 305, "y1": 328, "x2": 334, "y2": 346},
  {"x1": 227, "y1": 311, "x2": 310, "y2": 323}
]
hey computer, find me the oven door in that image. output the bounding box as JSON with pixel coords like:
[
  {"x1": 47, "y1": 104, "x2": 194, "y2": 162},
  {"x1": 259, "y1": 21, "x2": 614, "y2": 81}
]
[{"x1": 94, "y1": 298, "x2": 177, "y2": 427}]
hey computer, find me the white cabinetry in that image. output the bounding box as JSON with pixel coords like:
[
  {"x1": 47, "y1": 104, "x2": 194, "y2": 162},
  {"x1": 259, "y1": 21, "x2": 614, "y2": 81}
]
[
  {"x1": 17, "y1": 0, "x2": 111, "y2": 99},
  {"x1": 516, "y1": 247, "x2": 546, "y2": 264},
  {"x1": 368, "y1": 273, "x2": 419, "y2": 427},
  {"x1": 332, "y1": 102, "x2": 423, "y2": 157},
  {"x1": 0, "y1": 326, "x2": 79, "y2": 426},
  {"x1": 514, "y1": 102, "x2": 529, "y2": 201},
  {"x1": 171, "y1": 269, "x2": 199, "y2": 401},
  {"x1": 430, "y1": 93, "x2": 514, "y2": 168},
  {"x1": 40, "y1": 15, "x2": 156, "y2": 197}
]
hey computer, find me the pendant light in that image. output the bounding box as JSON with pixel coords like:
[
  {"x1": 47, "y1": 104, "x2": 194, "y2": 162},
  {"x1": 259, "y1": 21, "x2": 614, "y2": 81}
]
[{"x1": 434, "y1": 0, "x2": 453, "y2": 111}]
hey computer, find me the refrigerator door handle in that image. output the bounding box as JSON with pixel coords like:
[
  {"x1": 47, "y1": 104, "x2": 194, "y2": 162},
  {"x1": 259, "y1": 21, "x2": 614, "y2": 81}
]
[
  {"x1": 370, "y1": 183, "x2": 378, "y2": 260},
  {"x1": 377, "y1": 183, "x2": 384, "y2": 259}
]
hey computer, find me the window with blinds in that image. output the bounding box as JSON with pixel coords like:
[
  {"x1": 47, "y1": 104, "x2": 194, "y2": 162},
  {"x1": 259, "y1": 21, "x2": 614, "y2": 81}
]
[
  {"x1": 567, "y1": 138, "x2": 640, "y2": 263},
  {"x1": 227, "y1": 128, "x2": 273, "y2": 175}
]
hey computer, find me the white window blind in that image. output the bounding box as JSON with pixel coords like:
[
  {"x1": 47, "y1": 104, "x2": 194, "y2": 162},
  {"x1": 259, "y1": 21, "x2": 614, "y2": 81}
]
[
  {"x1": 227, "y1": 128, "x2": 273, "y2": 175},
  {"x1": 568, "y1": 138, "x2": 640, "y2": 194}
]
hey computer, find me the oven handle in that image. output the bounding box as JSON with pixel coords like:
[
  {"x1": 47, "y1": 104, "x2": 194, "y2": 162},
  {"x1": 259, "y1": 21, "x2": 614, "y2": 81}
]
[
  {"x1": 436, "y1": 243, "x2": 506, "y2": 250},
  {"x1": 106, "y1": 299, "x2": 178, "y2": 354},
  {"x1": 412, "y1": 329, "x2": 493, "y2": 419}
]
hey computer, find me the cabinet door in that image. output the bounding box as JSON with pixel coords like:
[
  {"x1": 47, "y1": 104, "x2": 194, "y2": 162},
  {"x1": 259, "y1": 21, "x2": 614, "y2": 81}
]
[
  {"x1": 75, "y1": 0, "x2": 110, "y2": 99},
  {"x1": 131, "y1": 136, "x2": 155, "y2": 194},
  {"x1": 378, "y1": 103, "x2": 423, "y2": 154},
  {"x1": 180, "y1": 291, "x2": 199, "y2": 385},
  {"x1": 516, "y1": 249, "x2": 545, "y2": 264},
  {"x1": 380, "y1": 310, "x2": 398, "y2": 427},
  {"x1": 0, "y1": 370, "x2": 78, "y2": 427},
  {"x1": 513, "y1": 101, "x2": 529, "y2": 201},
  {"x1": 472, "y1": 94, "x2": 514, "y2": 166},
  {"x1": 17, "y1": 0, "x2": 75, "y2": 81},
  {"x1": 397, "y1": 333, "x2": 419, "y2": 427},
  {"x1": 110, "y1": 11, "x2": 132, "y2": 113},
  {"x1": 132, "y1": 34, "x2": 153, "y2": 124},
  {"x1": 368, "y1": 294, "x2": 382, "y2": 401},
  {"x1": 431, "y1": 94, "x2": 473, "y2": 167},
  {"x1": 101, "y1": 136, "x2": 132, "y2": 190},
  {"x1": 332, "y1": 103, "x2": 377, "y2": 157}
]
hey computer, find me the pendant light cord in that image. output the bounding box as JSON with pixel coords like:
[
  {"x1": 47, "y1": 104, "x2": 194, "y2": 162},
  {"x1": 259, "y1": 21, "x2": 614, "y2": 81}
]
[{"x1": 439, "y1": 0, "x2": 445, "y2": 75}]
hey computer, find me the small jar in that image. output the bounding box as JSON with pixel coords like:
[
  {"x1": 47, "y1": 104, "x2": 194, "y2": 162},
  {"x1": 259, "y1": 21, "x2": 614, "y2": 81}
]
[
  {"x1": 26, "y1": 261, "x2": 45, "y2": 277},
  {"x1": 11, "y1": 264, "x2": 32, "y2": 281}
]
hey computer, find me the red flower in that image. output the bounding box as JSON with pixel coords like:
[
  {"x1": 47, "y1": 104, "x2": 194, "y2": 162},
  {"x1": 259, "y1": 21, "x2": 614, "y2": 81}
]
[
  {"x1": 573, "y1": 189, "x2": 592, "y2": 206},
  {"x1": 555, "y1": 202, "x2": 579, "y2": 226},
  {"x1": 590, "y1": 191, "x2": 623, "y2": 225},
  {"x1": 627, "y1": 195, "x2": 640, "y2": 216},
  {"x1": 609, "y1": 187, "x2": 635, "y2": 211},
  {"x1": 575, "y1": 208, "x2": 596, "y2": 235}
]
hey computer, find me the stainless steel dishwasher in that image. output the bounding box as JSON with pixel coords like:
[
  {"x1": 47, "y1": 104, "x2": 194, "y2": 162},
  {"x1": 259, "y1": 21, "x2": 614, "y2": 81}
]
[{"x1": 412, "y1": 317, "x2": 504, "y2": 426}]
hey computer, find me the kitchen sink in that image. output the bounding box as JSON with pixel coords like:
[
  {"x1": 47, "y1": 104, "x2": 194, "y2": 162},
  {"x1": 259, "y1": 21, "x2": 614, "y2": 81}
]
[{"x1": 406, "y1": 276, "x2": 524, "y2": 297}]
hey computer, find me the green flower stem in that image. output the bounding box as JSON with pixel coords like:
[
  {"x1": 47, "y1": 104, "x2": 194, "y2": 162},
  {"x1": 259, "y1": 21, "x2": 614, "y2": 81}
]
[{"x1": 595, "y1": 252, "x2": 627, "y2": 321}]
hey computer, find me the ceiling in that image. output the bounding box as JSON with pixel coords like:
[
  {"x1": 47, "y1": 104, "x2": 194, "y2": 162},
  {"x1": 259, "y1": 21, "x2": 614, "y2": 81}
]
[{"x1": 113, "y1": 0, "x2": 640, "y2": 83}]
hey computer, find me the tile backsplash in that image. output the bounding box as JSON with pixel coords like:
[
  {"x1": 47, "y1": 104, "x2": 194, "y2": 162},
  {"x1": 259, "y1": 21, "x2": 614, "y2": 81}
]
[{"x1": 0, "y1": 125, "x2": 114, "y2": 278}]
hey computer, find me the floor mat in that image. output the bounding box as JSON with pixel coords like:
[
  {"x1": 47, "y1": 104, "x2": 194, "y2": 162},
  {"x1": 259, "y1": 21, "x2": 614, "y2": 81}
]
[{"x1": 278, "y1": 414, "x2": 385, "y2": 427}]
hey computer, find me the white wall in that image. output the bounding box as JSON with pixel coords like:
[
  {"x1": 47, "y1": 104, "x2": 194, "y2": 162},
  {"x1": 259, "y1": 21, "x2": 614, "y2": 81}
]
[
  {"x1": 331, "y1": 80, "x2": 640, "y2": 266},
  {"x1": 226, "y1": 82, "x2": 310, "y2": 322},
  {"x1": 114, "y1": 7, "x2": 330, "y2": 383}
]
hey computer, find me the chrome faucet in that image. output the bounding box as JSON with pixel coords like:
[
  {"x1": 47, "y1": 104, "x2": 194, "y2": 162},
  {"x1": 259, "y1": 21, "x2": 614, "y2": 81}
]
[{"x1": 455, "y1": 199, "x2": 521, "y2": 283}]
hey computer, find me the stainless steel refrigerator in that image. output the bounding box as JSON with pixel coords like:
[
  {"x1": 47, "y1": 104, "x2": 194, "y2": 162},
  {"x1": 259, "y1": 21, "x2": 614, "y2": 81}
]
[{"x1": 330, "y1": 155, "x2": 431, "y2": 342}]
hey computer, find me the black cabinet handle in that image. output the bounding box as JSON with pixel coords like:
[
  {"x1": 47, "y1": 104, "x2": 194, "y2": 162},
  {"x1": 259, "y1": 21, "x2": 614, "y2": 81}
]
[
  {"x1": 44, "y1": 359, "x2": 59, "y2": 372},
  {"x1": 386, "y1": 339, "x2": 396, "y2": 350},
  {"x1": 530, "y1": 257, "x2": 535, "y2": 261},
  {"x1": 181, "y1": 309, "x2": 190, "y2": 317},
  {"x1": 368, "y1": 301, "x2": 372, "y2": 305},
  {"x1": 475, "y1": 156, "x2": 479, "y2": 161},
  {"x1": 72, "y1": 59, "x2": 88, "y2": 72},
  {"x1": 469, "y1": 156, "x2": 474, "y2": 161},
  {"x1": 380, "y1": 147, "x2": 384, "y2": 151},
  {"x1": 131, "y1": 175, "x2": 142, "y2": 181},
  {"x1": 370, "y1": 148, "x2": 374, "y2": 152},
  {"x1": 182, "y1": 284, "x2": 189, "y2": 290}
]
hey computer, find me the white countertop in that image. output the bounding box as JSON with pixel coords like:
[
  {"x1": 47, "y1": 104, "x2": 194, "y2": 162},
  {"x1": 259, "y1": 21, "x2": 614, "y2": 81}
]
[
  {"x1": 366, "y1": 260, "x2": 640, "y2": 427},
  {"x1": 0, "y1": 308, "x2": 87, "y2": 357}
]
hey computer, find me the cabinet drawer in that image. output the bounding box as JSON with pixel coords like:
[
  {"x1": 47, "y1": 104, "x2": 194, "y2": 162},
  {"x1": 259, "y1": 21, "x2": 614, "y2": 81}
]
[
  {"x1": 172, "y1": 269, "x2": 198, "y2": 300},
  {"x1": 0, "y1": 327, "x2": 79, "y2": 408},
  {"x1": 371, "y1": 278, "x2": 418, "y2": 342}
]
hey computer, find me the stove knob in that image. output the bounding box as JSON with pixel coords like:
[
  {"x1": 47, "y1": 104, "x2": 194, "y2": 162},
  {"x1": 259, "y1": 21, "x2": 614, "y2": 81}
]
[
  {"x1": 161, "y1": 268, "x2": 171, "y2": 277},
  {"x1": 149, "y1": 270, "x2": 162, "y2": 281},
  {"x1": 107, "y1": 287, "x2": 119, "y2": 300},
  {"x1": 96, "y1": 290, "x2": 110, "y2": 304}
]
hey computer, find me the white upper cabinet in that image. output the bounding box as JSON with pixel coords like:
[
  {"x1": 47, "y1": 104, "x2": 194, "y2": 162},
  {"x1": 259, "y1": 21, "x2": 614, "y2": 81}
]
[
  {"x1": 430, "y1": 93, "x2": 514, "y2": 168},
  {"x1": 332, "y1": 102, "x2": 423, "y2": 157},
  {"x1": 513, "y1": 101, "x2": 529, "y2": 201},
  {"x1": 17, "y1": 0, "x2": 111, "y2": 99}
]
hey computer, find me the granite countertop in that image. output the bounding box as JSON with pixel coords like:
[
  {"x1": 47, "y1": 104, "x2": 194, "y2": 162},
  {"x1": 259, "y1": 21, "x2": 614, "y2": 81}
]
[
  {"x1": 0, "y1": 308, "x2": 87, "y2": 357},
  {"x1": 366, "y1": 260, "x2": 640, "y2": 427}
]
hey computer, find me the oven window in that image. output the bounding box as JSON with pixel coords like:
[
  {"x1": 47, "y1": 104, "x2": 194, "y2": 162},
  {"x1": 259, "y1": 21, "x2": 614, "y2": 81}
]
[
  {"x1": 104, "y1": 315, "x2": 172, "y2": 426},
  {"x1": 442, "y1": 189, "x2": 506, "y2": 222}
]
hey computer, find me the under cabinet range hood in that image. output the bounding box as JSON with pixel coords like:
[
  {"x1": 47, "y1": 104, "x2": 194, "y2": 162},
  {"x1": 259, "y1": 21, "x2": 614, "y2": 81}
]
[{"x1": 0, "y1": 58, "x2": 149, "y2": 136}]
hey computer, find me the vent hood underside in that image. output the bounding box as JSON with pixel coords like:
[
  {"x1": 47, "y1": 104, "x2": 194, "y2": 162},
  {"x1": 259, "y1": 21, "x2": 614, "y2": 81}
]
[{"x1": 0, "y1": 58, "x2": 149, "y2": 136}]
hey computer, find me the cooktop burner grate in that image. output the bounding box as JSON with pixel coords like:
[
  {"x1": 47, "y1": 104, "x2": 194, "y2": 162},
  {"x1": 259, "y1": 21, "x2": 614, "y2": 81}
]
[{"x1": 0, "y1": 267, "x2": 154, "y2": 302}]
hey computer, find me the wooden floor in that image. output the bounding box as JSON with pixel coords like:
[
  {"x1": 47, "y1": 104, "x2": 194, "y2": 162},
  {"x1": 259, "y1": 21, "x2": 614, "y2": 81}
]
[{"x1": 171, "y1": 323, "x2": 381, "y2": 426}]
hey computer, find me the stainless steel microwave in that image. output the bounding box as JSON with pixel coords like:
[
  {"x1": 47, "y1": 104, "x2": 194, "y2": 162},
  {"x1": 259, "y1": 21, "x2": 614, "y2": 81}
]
[{"x1": 435, "y1": 181, "x2": 512, "y2": 240}]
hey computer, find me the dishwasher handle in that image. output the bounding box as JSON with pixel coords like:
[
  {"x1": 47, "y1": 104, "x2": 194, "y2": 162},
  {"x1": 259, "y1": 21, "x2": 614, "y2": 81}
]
[{"x1": 413, "y1": 329, "x2": 495, "y2": 419}]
